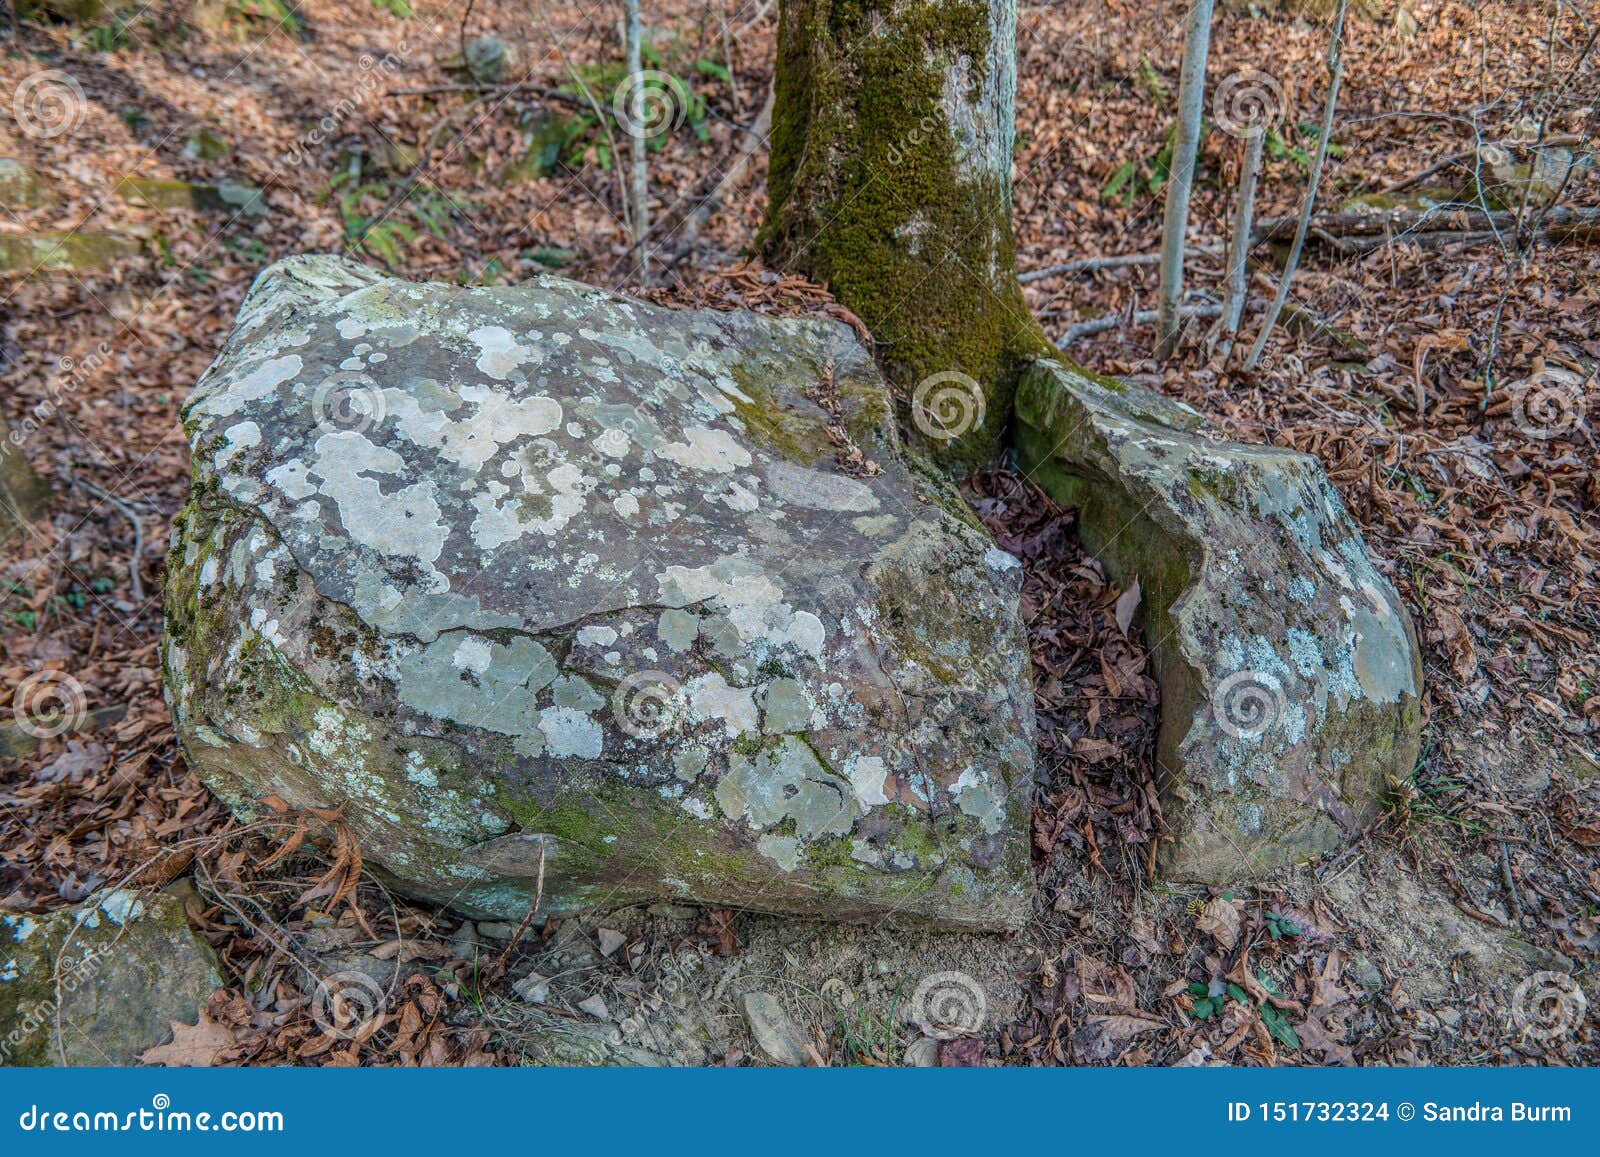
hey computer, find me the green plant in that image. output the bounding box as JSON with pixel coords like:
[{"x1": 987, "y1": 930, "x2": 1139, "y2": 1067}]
[
  {"x1": 1101, "y1": 127, "x2": 1176, "y2": 207},
  {"x1": 225, "y1": 0, "x2": 302, "y2": 37},
  {"x1": 80, "y1": 12, "x2": 140, "y2": 53},
  {"x1": 371, "y1": 0, "x2": 412, "y2": 16},
  {"x1": 1380, "y1": 741, "x2": 1477, "y2": 840},
  {"x1": 1263, "y1": 910, "x2": 1301, "y2": 941},
  {"x1": 1186, "y1": 973, "x2": 1300, "y2": 1049},
  {"x1": 1266, "y1": 122, "x2": 1342, "y2": 175},
  {"x1": 831, "y1": 980, "x2": 905, "y2": 1065},
  {"x1": 329, "y1": 170, "x2": 470, "y2": 267}
]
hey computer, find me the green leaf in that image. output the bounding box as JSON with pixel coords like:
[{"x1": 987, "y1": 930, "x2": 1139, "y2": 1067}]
[
  {"x1": 1258, "y1": 1003, "x2": 1301, "y2": 1050},
  {"x1": 1101, "y1": 159, "x2": 1136, "y2": 204}
]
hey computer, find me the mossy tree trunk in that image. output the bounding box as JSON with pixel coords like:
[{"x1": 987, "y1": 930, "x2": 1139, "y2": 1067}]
[{"x1": 759, "y1": 0, "x2": 1052, "y2": 469}]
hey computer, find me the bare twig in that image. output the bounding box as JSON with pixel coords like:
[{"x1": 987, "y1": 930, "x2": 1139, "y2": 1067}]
[
  {"x1": 1019, "y1": 252, "x2": 1210, "y2": 283},
  {"x1": 1244, "y1": 0, "x2": 1350, "y2": 370},
  {"x1": 1218, "y1": 124, "x2": 1264, "y2": 360},
  {"x1": 74, "y1": 478, "x2": 145, "y2": 602},
  {"x1": 490, "y1": 840, "x2": 548, "y2": 977}
]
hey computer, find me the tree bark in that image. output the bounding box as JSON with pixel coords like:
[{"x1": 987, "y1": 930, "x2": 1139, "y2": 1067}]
[
  {"x1": 1155, "y1": 0, "x2": 1214, "y2": 360},
  {"x1": 760, "y1": 0, "x2": 1051, "y2": 468},
  {"x1": 623, "y1": 0, "x2": 650, "y2": 287}
]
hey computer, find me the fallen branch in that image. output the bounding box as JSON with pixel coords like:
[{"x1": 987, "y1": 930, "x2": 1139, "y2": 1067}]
[
  {"x1": 1019, "y1": 248, "x2": 1220, "y2": 284},
  {"x1": 1252, "y1": 203, "x2": 1600, "y2": 243},
  {"x1": 1055, "y1": 304, "x2": 1222, "y2": 347}
]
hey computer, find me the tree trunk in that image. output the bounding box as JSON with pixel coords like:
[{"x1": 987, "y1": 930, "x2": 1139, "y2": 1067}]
[
  {"x1": 623, "y1": 0, "x2": 650, "y2": 287},
  {"x1": 1155, "y1": 0, "x2": 1214, "y2": 360},
  {"x1": 760, "y1": 0, "x2": 1051, "y2": 468}
]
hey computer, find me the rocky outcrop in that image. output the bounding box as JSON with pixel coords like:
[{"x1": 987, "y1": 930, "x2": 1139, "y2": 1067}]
[
  {"x1": 1014, "y1": 359, "x2": 1423, "y2": 882},
  {"x1": 164, "y1": 255, "x2": 1037, "y2": 929},
  {"x1": 0, "y1": 885, "x2": 223, "y2": 1066}
]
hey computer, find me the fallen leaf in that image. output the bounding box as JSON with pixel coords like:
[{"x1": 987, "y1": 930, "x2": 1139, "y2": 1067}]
[
  {"x1": 1196, "y1": 896, "x2": 1243, "y2": 950},
  {"x1": 1114, "y1": 577, "x2": 1141, "y2": 637},
  {"x1": 138, "y1": 1006, "x2": 235, "y2": 1067}
]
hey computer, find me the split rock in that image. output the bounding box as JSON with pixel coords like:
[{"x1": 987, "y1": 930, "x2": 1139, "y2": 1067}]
[{"x1": 1014, "y1": 359, "x2": 1423, "y2": 882}]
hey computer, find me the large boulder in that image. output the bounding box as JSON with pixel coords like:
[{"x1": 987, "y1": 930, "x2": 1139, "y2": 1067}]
[
  {"x1": 164, "y1": 255, "x2": 1036, "y2": 929},
  {"x1": 1014, "y1": 360, "x2": 1423, "y2": 882},
  {"x1": 0, "y1": 884, "x2": 223, "y2": 1066}
]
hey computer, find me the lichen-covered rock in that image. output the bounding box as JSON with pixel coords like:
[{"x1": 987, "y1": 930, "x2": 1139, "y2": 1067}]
[
  {"x1": 0, "y1": 885, "x2": 223, "y2": 1066},
  {"x1": 1014, "y1": 360, "x2": 1423, "y2": 882},
  {"x1": 0, "y1": 232, "x2": 139, "y2": 274},
  {"x1": 114, "y1": 177, "x2": 267, "y2": 217},
  {"x1": 164, "y1": 254, "x2": 1036, "y2": 929}
]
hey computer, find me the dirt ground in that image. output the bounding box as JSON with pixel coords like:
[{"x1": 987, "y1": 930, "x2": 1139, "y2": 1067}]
[{"x1": 1, "y1": 0, "x2": 1596, "y2": 1065}]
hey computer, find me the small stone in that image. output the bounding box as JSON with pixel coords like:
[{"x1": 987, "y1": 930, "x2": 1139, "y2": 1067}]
[
  {"x1": 1347, "y1": 953, "x2": 1384, "y2": 992},
  {"x1": 463, "y1": 35, "x2": 515, "y2": 84},
  {"x1": 597, "y1": 928, "x2": 626, "y2": 957},
  {"x1": 182, "y1": 129, "x2": 232, "y2": 162},
  {"x1": 0, "y1": 158, "x2": 51, "y2": 209},
  {"x1": 114, "y1": 177, "x2": 267, "y2": 217},
  {"x1": 902, "y1": 1036, "x2": 939, "y2": 1067},
  {"x1": 475, "y1": 921, "x2": 519, "y2": 940},
  {"x1": 449, "y1": 923, "x2": 480, "y2": 960},
  {"x1": 512, "y1": 973, "x2": 550, "y2": 1004},
  {"x1": 576, "y1": 993, "x2": 610, "y2": 1020},
  {"x1": 739, "y1": 991, "x2": 811, "y2": 1066}
]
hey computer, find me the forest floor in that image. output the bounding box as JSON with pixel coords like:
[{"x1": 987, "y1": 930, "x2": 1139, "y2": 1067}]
[{"x1": 1, "y1": 0, "x2": 1597, "y2": 1066}]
